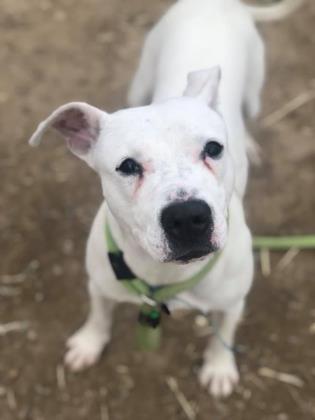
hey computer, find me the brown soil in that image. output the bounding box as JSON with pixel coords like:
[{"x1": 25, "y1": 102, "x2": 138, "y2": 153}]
[{"x1": 0, "y1": 1, "x2": 314, "y2": 419}]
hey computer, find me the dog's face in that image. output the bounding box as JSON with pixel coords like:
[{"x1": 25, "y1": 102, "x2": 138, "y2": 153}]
[
  {"x1": 30, "y1": 68, "x2": 234, "y2": 263},
  {"x1": 97, "y1": 99, "x2": 233, "y2": 262}
]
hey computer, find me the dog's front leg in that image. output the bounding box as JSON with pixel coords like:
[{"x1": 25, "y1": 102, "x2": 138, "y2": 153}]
[
  {"x1": 65, "y1": 281, "x2": 116, "y2": 372},
  {"x1": 199, "y1": 300, "x2": 244, "y2": 398}
]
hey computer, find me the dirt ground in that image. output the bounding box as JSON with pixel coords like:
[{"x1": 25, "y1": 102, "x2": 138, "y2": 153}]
[{"x1": 0, "y1": 0, "x2": 314, "y2": 419}]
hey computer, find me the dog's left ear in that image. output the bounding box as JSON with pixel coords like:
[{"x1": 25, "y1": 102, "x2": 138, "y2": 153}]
[
  {"x1": 183, "y1": 67, "x2": 221, "y2": 108},
  {"x1": 29, "y1": 102, "x2": 107, "y2": 167}
]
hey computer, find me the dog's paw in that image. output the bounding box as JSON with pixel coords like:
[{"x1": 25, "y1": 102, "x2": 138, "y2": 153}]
[
  {"x1": 199, "y1": 353, "x2": 239, "y2": 398},
  {"x1": 64, "y1": 326, "x2": 109, "y2": 372}
]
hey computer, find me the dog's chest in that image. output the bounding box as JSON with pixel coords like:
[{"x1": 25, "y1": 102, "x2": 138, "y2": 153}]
[{"x1": 167, "y1": 290, "x2": 213, "y2": 314}]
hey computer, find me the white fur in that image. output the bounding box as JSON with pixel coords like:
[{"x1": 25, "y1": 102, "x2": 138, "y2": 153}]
[{"x1": 29, "y1": 0, "x2": 300, "y2": 398}]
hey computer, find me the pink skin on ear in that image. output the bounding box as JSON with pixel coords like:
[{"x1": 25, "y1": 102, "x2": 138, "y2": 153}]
[
  {"x1": 29, "y1": 102, "x2": 104, "y2": 162},
  {"x1": 53, "y1": 108, "x2": 100, "y2": 155}
]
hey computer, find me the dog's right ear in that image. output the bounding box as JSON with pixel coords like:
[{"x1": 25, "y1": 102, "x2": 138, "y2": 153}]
[
  {"x1": 29, "y1": 102, "x2": 107, "y2": 166},
  {"x1": 183, "y1": 67, "x2": 221, "y2": 108}
]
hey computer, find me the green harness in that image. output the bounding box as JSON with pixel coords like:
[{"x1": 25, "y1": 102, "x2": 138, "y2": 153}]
[
  {"x1": 105, "y1": 223, "x2": 222, "y2": 351},
  {"x1": 106, "y1": 222, "x2": 315, "y2": 351}
]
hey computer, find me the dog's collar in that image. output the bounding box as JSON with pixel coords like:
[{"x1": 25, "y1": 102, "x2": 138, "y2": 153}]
[{"x1": 105, "y1": 222, "x2": 222, "y2": 350}]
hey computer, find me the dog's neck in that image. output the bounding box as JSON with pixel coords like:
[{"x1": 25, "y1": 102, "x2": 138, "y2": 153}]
[{"x1": 106, "y1": 205, "x2": 210, "y2": 287}]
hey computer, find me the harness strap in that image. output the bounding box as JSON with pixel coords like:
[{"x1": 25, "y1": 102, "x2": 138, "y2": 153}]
[{"x1": 105, "y1": 222, "x2": 222, "y2": 303}]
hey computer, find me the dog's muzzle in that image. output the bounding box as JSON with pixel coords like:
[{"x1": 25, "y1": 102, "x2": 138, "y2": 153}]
[{"x1": 160, "y1": 199, "x2": 214, "y2": 262}]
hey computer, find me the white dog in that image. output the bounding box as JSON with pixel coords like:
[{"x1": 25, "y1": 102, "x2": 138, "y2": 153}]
[{"x1": 29, "y1": 0, "x2": 302, "y2": 398}]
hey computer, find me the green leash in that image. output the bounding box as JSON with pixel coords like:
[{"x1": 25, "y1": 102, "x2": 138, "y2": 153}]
[
  {"x1": 253, "y1": 235, "x2": 315, "y2": 250},
  {"x1": 105, "y1": 223, "x2": 222, "y2": 351}
]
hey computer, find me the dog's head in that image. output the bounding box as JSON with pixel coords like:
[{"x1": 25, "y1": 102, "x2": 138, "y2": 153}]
[{"x1": 30, "y1": 67, "x2": 234, "y2": 263}]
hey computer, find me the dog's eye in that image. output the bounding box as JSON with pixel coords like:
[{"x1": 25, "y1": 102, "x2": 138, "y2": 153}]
[
  {"x1": 203, "y1": 141, "x2": 224, "y2": 160},
  {"x1": 116, "y1": 158, "x2": 143, "y2": 176}
]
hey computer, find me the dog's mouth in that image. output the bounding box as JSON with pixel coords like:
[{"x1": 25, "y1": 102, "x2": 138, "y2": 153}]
[{"x1": 173, "y1": 245, "x2": 216, "y2": 264}]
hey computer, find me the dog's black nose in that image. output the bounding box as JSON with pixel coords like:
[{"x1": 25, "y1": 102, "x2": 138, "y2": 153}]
[{"x1": 161, "y1": 200, "x2": 212, "y2": 244}]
